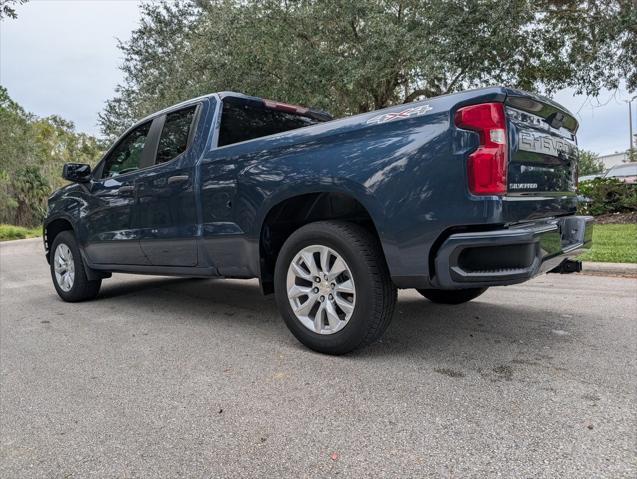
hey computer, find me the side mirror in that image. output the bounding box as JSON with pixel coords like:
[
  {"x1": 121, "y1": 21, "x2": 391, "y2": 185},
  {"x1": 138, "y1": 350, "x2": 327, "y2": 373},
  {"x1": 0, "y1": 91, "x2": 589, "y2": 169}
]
[{"x1": 63, "y1": 163, "x2": 91, "y2": 183}]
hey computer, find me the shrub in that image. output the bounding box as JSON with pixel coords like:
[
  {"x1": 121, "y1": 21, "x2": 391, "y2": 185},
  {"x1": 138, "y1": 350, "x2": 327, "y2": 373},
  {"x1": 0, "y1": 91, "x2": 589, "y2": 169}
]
[
  {"x1": 578, "y1": 178, "x2": 637, "y2": 216},
  {"x1": 0, "y1": 224, "x2": 41, "y2": 241}
]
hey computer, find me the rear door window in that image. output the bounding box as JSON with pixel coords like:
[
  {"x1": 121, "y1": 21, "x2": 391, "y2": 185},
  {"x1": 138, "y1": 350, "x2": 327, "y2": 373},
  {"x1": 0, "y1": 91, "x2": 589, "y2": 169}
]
[
  {"x1": 218, "y1": 101, "x2": 320, "y2": 147},
  {"x1": 155, "y1": 106, "x2": 197, "y2": 164}
]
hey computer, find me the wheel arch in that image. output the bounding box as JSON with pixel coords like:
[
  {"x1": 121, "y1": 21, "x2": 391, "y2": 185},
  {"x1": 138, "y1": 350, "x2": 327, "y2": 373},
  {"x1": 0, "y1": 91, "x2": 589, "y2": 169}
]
[
  {"x1": 257, "y1": 189, "x2": 389, "y2": 294},
  {"x1": 44, "y1": 217, "x2": 75, "y2": 264},
  {"x1": 45, "y1": 217, "x2": 109, "y2": 281}
]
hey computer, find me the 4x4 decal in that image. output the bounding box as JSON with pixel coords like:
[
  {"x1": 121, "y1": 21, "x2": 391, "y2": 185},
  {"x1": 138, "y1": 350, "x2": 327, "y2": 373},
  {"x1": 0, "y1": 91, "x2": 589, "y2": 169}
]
[{"x1": 366, "y1": 104, "x2": 433, "y2": 125}]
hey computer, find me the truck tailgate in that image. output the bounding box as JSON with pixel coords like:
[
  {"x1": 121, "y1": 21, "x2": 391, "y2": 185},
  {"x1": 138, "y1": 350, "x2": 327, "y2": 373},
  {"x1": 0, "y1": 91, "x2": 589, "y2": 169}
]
[{"x1": 503, "y1": 92, "x2": 579, "y2": 222}]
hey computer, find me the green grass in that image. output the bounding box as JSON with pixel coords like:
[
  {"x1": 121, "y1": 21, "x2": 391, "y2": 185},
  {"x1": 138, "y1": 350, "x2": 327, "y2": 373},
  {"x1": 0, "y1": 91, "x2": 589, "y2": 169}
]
[
  {"x1": 579, "y1": 224, "x2": 637, "y2": 263},
  {"x1": 0, "y1": 224, "x2": 41, "y2": 241}
]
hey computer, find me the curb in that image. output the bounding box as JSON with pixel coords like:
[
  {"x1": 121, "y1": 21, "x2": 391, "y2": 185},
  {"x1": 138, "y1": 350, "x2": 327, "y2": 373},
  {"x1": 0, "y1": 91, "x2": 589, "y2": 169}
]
[{"x1": 582, "y1": 261, "x2": 637, "y2": 277}]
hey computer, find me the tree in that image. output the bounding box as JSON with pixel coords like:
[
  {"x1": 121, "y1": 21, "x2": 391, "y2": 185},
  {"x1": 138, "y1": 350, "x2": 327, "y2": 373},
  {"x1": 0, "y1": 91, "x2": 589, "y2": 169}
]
[
  {"x1": 0, "y1": 0, "x2": 27, "y2": 20},
  {"x1": 578, "y1": 150, "x2": 606, "y2": 176},
  {"x1": 100, "y1": 0, "x2": 637, "y2": 138},
  {"x1": 0, "y1": 87, "x2": 103, "y2": 226},
  {"x1": 12, "y1": 166, "x2": 49, "y2": 226}
]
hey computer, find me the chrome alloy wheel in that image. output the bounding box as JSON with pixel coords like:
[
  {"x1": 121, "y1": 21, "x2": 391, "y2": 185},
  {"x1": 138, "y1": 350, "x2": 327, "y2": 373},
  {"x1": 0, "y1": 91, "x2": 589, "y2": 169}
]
[
  {"x1": 53, "y1": 243, "x2": 75, "y2": 292},
  {"x1": 286, "y1": 245, "x2": 356, "y2": 335}
]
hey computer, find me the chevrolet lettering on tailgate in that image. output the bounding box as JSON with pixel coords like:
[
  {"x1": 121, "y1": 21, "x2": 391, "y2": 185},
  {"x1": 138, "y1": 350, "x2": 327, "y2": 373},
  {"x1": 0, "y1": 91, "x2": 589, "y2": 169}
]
[{"x1": 519, "y1": 130, "x2": 576, "y2": 158}]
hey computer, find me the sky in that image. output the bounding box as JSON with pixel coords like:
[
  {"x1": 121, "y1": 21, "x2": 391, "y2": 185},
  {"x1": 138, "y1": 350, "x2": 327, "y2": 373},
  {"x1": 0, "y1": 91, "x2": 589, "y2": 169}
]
[
  {"x1": 0, "y1": 0, "x2": 142, "y2": 135},
  {"x1": 1, "y1": 0, "x2": 635, "y2": 156}
]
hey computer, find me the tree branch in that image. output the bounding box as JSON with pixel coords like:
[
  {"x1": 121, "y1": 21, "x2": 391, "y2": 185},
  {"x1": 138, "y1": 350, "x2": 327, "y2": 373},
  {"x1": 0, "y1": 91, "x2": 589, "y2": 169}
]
[
  {"x1": 403, "y1": 88, "x2": 434, "y2": 103},
  {"x1": 445, "y1": 66, "x2": 468, "y2": 93},
  {"x1": 350, "y1": 18, "x2": 359, "y2": 40}
]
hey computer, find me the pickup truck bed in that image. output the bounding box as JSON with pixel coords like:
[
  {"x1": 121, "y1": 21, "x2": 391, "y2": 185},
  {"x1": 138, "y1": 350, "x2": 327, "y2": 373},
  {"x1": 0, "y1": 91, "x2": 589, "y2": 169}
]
[{"x1": 44, "y1": 86, "x2": 592, "y2": 354}]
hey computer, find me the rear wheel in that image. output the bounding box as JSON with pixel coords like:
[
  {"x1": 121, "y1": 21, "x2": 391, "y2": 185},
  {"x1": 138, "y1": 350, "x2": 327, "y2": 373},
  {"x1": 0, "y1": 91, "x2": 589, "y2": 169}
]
[
  {"x1": 50, "y1": 231, "x2": 101, "y2": 302},
  {"x1": 417, "y1": 287, "x2": 487, "y2": 305},
  {"x1": 274, "y1": 221, "x2": 396, "y2": 355}
]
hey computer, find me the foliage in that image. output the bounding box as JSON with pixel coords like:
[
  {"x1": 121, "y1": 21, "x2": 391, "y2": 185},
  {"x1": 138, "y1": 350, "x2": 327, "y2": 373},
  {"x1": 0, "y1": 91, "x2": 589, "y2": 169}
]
[
  {"x1": 12, "y1": 166, "x2": 49, "y2": 226},
  {"x1": 100, "y1": 0, "x2": 637, "y2": 138},
  {"x1": 0, "y1": 224, "x2": 40, "y2": 241},
  {"x1": 0, "y1": 0, "x2": 27, "y2": 19},
  {"x1": 578, "y1": 150, "x2": 606, "y2": 176},
  {"x1": 579, "y1": 224, "x2": 637, "y2": 263},
  {"x1": 0, "y1": 87, "x2": 103, "y2": 227},
  {"x1": 578, "y1": 177, "x2": 637, "y2": 216}
]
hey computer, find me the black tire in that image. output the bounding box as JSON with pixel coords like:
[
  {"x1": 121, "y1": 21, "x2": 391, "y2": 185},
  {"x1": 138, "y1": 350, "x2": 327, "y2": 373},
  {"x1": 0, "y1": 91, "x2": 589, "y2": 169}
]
[
  {"x1": 50, "y1": 231, "x2": 101, "y2": 302},
  {"x1": 274, "y1": 221, "x2": 397, "y2": 355},
  {"x1": 416, "y1": 287, "x2": 487, "y2": 305}
]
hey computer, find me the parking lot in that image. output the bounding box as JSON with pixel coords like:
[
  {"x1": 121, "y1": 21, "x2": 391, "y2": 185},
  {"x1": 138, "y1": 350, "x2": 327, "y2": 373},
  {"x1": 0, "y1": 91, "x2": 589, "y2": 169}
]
[{"x1": 1, "y1": 238, "x2": 635, "y2": 478}]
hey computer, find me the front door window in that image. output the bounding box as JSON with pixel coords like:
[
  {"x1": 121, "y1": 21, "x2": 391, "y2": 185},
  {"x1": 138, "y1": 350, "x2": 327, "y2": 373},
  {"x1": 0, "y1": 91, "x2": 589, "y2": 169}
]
[{"x1": 102, "y1": 122, "x2": 151, "y2": 178}]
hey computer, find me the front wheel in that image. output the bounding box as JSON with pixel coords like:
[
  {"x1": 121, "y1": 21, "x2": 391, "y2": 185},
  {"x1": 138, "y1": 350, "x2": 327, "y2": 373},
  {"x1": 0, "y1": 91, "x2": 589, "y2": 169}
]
[
  {"x1": 50, "y1": 231, "x2": 101, "y2": 302},
  {"x1": 274, "y1": 221, "x2": 396, "y2": 355},
  {"x1": 416, "y1": 287, "x2": 487, "y2": 305}
]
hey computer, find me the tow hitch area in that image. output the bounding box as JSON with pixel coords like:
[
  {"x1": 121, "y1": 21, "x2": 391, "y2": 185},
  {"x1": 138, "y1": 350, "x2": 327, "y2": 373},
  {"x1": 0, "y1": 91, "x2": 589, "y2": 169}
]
[{"x1": 549, "y1": 259, "x2": 582, "y2": 274}]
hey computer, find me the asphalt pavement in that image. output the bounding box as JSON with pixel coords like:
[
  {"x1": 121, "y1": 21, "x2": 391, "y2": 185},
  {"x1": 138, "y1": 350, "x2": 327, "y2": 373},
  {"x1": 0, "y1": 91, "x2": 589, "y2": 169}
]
[{"x1": 1, "y1": 238, "x2": 636, "y2": 478}]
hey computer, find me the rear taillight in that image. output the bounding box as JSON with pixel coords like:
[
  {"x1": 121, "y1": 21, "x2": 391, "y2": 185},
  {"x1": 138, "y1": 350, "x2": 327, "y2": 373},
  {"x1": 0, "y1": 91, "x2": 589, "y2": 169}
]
[{"x1": 454, "y1": 102, "x2": 508, "y2": 195}]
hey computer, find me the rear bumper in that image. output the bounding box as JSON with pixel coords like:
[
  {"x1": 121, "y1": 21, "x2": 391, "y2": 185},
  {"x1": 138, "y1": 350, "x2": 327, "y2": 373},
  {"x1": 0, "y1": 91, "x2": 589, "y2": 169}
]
[{"x1": 433, "y1": 215, "x2": 593, "y2": 289}]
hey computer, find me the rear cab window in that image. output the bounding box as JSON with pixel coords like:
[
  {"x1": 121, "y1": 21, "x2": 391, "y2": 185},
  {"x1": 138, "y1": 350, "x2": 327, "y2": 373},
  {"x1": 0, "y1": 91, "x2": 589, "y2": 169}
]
[{"x1": 218, "y1": 97, "x2": 329, "y2": 147}]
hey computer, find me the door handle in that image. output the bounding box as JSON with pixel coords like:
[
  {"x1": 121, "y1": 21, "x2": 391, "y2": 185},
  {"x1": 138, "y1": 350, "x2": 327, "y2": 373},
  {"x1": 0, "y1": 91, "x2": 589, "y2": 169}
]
[
  {"x1": 117, "y1": 185, "x2": 135, "y2": 194},
  {"x1": 167, "y1": 175, "x2": 189, "y2": 185}
]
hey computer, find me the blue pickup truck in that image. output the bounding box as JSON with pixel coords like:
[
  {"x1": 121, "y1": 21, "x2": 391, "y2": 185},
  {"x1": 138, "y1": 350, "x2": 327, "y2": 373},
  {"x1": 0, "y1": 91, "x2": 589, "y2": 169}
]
[{"x1": 44, "y1": 87, "x2": 592, "y2": 354}]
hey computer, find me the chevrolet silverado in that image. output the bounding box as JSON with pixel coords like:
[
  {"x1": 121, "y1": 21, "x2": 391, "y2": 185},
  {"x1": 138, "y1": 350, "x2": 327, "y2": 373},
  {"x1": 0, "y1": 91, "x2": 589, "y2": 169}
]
[{"x1": 44, "y1": 87, "x2": 593, "y2": 354}]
